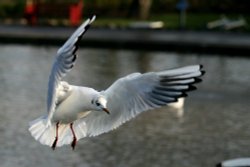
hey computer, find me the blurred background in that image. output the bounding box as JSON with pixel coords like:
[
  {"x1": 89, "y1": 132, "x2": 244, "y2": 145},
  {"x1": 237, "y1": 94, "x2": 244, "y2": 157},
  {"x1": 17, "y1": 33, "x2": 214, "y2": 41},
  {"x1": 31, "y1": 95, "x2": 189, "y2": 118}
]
[
  {"x1": 0, "y1": 1, "x2": 250, "y2": 167},
  {"x1": 0, "y1": 0, "x2": 249, "y2": 30}
]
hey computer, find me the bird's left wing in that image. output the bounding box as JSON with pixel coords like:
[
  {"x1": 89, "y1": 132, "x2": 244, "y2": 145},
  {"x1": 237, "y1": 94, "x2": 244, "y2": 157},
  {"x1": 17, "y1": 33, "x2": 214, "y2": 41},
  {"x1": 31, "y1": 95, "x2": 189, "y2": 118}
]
[
  {"x1": 46, "y1": 15, "x2": 96, "y2": 126},
  {"x1": 79, "y1": 65, "x2": 204, "y2": 137}
]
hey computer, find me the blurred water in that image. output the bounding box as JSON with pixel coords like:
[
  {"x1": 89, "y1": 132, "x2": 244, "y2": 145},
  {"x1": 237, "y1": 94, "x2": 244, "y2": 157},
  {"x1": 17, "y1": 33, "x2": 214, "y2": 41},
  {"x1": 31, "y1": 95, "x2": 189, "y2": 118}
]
[{"x1": 0, "y1": 44, "x2": 250, "y2": 167}]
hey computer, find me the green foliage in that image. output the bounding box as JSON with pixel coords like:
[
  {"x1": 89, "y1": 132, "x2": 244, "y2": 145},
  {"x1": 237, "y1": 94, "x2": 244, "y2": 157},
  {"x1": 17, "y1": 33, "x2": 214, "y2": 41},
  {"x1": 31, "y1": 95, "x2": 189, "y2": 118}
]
[
  {"x1": 1, "y1": 0, "x2": 250, "y2": 18},
  {"x1": 151, "y1": 13, "x2": 250, "y2": 30},
  {"x1": 83, "y1": 0, "x2": 132, "y2": 16},
  {"x1": 0, "y1": 0, "x2": 25, "y2": 18},
  {"x1": 0, "y1": 0, "x2": 249, "y2": 32}
]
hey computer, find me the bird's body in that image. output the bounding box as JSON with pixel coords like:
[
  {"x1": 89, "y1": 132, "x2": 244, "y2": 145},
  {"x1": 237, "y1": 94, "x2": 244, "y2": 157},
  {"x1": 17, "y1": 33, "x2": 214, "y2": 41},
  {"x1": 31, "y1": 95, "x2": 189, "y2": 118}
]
[
  {"x1": 52, "y1": 84, "x2": 97, "y2": 124},
  {"x1": 29, "y1": 15, "x2": 205, "y2": 150}
]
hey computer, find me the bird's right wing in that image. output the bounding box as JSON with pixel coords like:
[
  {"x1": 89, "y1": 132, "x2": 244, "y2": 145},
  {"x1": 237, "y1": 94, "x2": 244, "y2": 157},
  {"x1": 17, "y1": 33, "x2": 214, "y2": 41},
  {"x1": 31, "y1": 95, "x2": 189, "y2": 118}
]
[
  {"x1": 46, "y1": 15, "x2": 96, "y2": 126},
  {"x1": 80, "y1": 65, "x2": 205, "y2": 137}
]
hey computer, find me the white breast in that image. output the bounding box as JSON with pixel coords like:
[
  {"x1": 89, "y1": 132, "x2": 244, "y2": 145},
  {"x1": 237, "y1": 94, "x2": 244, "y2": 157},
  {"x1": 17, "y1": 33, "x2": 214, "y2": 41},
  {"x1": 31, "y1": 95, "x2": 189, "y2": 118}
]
[{"x1": 52, "y1": 86, "x2": 98, "y2": 123}]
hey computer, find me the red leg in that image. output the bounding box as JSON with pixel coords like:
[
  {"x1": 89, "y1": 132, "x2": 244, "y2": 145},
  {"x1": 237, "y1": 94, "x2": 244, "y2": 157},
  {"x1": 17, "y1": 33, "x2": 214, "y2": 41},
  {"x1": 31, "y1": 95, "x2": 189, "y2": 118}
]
[
  {"x1": 70, "y1": 123, "x2": 77, "y2": 150},
  {"x1": 51, "y1": 122, "x2": 59, "y2": 150}
]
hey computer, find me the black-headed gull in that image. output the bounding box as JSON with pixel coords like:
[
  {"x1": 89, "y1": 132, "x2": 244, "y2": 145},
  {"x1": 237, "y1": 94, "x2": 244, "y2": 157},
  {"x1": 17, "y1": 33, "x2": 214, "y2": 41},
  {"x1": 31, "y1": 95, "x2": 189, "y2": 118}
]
[{"x1": 29, "y1": 15, "x2": 205, "y2": 150}]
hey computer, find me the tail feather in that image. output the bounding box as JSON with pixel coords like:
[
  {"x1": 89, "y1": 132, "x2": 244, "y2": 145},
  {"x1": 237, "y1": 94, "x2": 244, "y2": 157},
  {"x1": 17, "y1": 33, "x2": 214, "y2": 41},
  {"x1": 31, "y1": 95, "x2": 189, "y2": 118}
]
[
  {"x1": 57, "y1": 125, "x2": 72, "y2": 147},
  {"x1": 29, "y1": 116, "x2": 48, "y2": 140},
  {"x1": 29, "y1": 116, "x2": 55, "y2": 146},
  {"x1": 29, "y1": 116, "x2": 67, "y2": 147},
  {"x1": 29, "y1": 116, "x2": 88, "y2": 148}
]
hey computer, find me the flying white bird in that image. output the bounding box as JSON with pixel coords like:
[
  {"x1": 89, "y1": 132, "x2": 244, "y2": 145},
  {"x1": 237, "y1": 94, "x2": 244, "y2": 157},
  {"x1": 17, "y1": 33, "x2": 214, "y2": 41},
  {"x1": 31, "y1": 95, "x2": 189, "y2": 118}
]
[{"x1": 29, "y1": 15, "x2": 205, "y2": 150}]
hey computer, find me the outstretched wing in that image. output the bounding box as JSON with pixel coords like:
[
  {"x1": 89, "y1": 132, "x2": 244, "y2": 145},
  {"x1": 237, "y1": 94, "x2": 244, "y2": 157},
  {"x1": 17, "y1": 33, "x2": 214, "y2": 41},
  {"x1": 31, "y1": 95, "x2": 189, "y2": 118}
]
[
  {"x1": 78, "y1": 65, "x2": 204, "y2": 137},
  {"x1": 46, "y1": 15, "x2": 96, "y2": 126}
]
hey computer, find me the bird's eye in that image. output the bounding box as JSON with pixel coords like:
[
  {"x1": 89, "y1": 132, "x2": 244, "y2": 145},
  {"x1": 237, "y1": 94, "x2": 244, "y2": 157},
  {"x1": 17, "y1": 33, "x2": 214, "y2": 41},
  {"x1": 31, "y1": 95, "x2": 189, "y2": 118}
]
[{"x1": 95, "y1": 101, "x2": 101, "y2": 106}]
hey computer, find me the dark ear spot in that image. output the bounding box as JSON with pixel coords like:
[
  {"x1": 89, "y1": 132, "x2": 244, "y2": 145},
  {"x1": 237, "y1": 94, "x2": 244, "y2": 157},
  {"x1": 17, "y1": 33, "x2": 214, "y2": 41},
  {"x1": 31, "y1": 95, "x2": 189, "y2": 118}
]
[{"x1": 91, "y1": 99, "x2": 94, "y2": 104}]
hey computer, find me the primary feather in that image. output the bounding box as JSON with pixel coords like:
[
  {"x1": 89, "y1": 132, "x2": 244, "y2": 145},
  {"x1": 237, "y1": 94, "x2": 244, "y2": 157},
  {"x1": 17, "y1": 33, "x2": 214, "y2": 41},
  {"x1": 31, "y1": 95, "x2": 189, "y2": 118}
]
[{"x1": 83, "y1": 65, "x2": 204, "y2": 137}]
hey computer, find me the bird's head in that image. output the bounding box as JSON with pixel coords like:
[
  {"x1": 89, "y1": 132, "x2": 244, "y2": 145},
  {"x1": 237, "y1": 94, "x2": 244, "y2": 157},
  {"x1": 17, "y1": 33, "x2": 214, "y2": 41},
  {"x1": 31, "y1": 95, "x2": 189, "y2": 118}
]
[{"x1": 91, "y1": 95, "x2": 110, "y2": 114}]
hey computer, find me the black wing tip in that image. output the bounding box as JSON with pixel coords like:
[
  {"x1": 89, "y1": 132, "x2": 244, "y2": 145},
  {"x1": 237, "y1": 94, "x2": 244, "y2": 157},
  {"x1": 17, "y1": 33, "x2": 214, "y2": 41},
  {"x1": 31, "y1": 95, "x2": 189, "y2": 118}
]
[
  {"x1": 188, "y1": 85, "x2": 197, "y2": 91},
  {"x1": 85, "y1": 15, "x2": 96, "y2": 25},
  {"x1": 88, "y1": 14, "x2": 96, "y2": 19},
  {"x1": 73, "y1": 15, "x2": 96, "y2": 50},
  {"x1": 84, "y1": 24, "x2": 91, "y2": 31},
  {"x1": 80, "y1": 15, "x2": 96, "y2": 34},
  {"x1": 215, "y1": 163, "x2": 222, "y2": 167},
  {"x1": 199, "y1": 64, "x2": 206, "y2": 76},
  {"x1": 181, "y1": 92, "x2": 188, "y2": 97},
  {"x1": 72, "y1": 53, "x2": 77, "y2": 62},
  {"x1": 194, "y1": 77, "x2": 202, "y2": 83}
]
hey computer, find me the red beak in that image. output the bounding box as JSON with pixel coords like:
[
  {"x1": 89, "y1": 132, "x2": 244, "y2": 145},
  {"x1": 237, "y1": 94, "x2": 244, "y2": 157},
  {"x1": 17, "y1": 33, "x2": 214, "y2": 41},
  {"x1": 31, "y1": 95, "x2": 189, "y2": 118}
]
[{"x1": 102, "y1": 108, "x2": 110, "y2": 115}]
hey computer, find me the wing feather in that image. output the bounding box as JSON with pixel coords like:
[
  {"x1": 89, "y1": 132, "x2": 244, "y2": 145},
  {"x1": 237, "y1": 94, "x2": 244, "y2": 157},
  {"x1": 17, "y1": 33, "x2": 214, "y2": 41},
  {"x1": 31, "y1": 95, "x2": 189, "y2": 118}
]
[
  {"x1": 46, "y1": 15, "x2": 96, "y2": 126},
  {"x1": 79, "y1": 65, "x2": 204, "y2": 137}
]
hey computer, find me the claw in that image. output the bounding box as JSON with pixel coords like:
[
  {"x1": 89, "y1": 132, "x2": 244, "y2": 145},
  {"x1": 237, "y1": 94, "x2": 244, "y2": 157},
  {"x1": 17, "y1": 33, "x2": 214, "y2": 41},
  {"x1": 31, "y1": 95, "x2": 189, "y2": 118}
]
[
  {"x1": 52, "y1": 137, "x2": 58, "y2": 150},
  {"x1": 71, "y1": 137, "x2": 77, "y2": 150}
]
